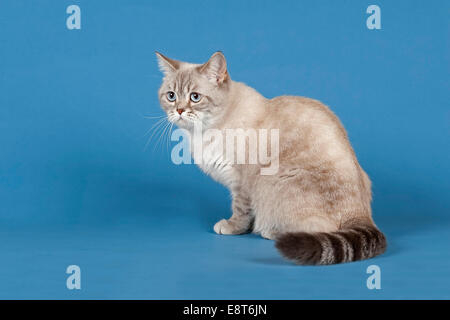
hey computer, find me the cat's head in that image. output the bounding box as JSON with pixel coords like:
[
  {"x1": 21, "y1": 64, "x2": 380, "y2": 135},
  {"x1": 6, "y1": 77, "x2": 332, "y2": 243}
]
[{"x1": 156, "y1": 52, "x2": 230, "y2": 129}]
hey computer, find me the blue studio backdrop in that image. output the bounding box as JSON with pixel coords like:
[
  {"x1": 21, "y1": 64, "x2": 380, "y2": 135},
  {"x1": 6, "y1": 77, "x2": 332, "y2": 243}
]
[{"x1": 0, "y1": 0, "x2": 449, "y2": 299}]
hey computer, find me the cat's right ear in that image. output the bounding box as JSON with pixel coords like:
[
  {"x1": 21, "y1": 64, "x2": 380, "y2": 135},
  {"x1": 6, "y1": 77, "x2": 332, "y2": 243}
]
[{"x1": 155, "y1": 52, "x2": 180, "y2": 75}]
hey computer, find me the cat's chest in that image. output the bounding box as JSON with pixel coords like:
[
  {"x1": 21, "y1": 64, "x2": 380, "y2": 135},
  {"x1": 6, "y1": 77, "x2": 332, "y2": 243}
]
[{"x1": 192, "y1": 137, "x2": 235, "y2": 187}]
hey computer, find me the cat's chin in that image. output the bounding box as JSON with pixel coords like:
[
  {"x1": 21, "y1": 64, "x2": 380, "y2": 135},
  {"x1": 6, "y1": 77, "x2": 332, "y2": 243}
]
[{"x1": 173, "y1": 118, "x2": 196, "y2": 130}]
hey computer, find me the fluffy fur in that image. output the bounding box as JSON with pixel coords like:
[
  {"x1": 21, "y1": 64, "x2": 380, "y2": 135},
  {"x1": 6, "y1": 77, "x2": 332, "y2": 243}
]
[{"x1": 156, "y1": 51, "x2": 386, "y2": 265}]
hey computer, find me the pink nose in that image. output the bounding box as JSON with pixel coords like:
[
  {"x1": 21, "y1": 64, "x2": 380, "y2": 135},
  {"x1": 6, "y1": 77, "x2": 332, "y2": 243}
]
[{"x1": 177, "y1": 108, "x2": 184, "y2": 115}]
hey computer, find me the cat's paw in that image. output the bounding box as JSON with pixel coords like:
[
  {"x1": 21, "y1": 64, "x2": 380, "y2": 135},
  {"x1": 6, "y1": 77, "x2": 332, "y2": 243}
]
[
  {"x1": 214, "y1": 219, "x2": 243, "y2": 235},
  {"x1": 261, "y1": 230, "x2": 278, "y2": 240}
]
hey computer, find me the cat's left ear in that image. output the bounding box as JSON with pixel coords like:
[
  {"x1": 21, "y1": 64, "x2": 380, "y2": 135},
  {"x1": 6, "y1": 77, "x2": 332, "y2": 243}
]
[
  {"x1": 155, "y1": 52, "x2": 180, "y2": 76},
  {"x1": 199, "y1": 51, "x2": 228, "y2": 85}
]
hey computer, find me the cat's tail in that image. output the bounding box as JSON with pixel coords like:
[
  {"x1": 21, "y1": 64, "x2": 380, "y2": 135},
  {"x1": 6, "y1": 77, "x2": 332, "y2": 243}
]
[{"x1": 275, "y1": 224, "x2": 386, "y2": 265}]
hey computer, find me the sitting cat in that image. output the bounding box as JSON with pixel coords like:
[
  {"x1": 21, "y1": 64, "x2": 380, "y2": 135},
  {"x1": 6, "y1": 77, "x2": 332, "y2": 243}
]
[{"x1": 156, "y1": 51, "x2": 386, "y2": 265}]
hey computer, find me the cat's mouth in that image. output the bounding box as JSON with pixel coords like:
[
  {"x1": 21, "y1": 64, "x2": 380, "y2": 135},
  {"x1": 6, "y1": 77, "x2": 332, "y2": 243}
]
[{"x1": 170, "y1": 112, "x2": 199, "y2": 127}]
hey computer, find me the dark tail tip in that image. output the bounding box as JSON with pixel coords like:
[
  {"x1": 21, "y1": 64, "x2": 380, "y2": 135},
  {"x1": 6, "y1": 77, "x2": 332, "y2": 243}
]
[
  {"x1": 275, "y1": 226, "x2": 387, "y2": 266},
  {"x1": 275, "y1": 232, "x2": 323, "y2": 265}
]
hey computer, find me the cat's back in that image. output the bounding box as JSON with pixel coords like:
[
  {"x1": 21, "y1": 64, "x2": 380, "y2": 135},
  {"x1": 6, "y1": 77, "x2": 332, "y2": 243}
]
[
  {"x1": 265, "y1": 95, "x2": 360, "y2": 175},
  {"x1": 267, "y1": 95, "x2": 348, "y2": 139},
  {"x1": 269, "y1": 95, "x2": 338, "y2": 120}
]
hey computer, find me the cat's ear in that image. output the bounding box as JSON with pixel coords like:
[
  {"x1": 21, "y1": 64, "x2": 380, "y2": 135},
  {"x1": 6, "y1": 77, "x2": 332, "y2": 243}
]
[
  {"x1": 199, "y1": 51, "x2": 228, "y2": 85},
  {"x1": 155, "y1": 52, "x2": 180, "y2": 75}
]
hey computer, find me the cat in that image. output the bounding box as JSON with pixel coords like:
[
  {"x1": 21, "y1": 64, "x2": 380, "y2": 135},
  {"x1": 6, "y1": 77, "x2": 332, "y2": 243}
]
[{"x1": 156, "y1": 51, "x2": 386, "y2": 265}]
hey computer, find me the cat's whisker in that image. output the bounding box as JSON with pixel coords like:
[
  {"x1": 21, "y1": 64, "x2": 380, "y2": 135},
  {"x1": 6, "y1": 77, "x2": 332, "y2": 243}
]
[
  {"x1": 165, "y1": 122, "x2": 175, "y2": 156},
  {"x1": 144, "y1": 118, "x2": 168, "y2": 151},
  {"x1": 153, "y1": 121, "x2": 172, "y2": 152},
  {"x1": 137, "y1": 110, "x2": 166, "y2": 120},
  {"x1": 143, "y1": 117, "x2": 167, "y2": 138},
  {"x1": 153, "y1": 122, "x2": 170, "y2": 151},
  {"x1": 143, "y1": 115, "x2": 167, "y2": 120}
]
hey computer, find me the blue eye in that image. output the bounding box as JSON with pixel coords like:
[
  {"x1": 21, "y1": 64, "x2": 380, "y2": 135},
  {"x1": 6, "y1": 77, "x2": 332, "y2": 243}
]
[
  {"x1": 166, "y1": 91, "x2": 176, "y2": 102},
  {"x1": 190, "y1": 92, "x2": 202, "y2": 103}
]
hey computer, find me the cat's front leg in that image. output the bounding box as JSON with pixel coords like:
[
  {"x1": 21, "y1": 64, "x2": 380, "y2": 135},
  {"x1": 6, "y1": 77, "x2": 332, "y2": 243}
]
[{"x1": 214, "y1": 188, "x2": 253, "y2": 235}]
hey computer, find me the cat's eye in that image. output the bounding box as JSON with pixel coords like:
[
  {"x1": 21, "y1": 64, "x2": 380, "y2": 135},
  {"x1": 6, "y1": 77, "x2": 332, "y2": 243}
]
[
  {"x1": 190, "y1": 92, "x2": 202, "y2": 103},
  {"x1": 166, "y1": 91, "x2": 176, "y2": 102}
]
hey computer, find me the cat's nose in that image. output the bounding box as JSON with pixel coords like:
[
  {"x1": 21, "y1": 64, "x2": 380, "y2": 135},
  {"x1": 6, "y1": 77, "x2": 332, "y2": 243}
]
[{"x1": 176, "y1": 108, "x2": 184, "y2": 115}]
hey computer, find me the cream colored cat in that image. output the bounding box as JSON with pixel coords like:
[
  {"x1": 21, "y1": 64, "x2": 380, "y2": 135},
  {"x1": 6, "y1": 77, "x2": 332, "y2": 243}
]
[{"x1": 156, "y1": 51, "x2": 386, "y2": 265}]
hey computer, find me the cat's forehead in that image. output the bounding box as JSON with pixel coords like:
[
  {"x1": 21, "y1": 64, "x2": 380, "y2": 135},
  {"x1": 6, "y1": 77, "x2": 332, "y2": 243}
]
[{"x1": 164, "y1": 66, "x2": 207, "y2": 93}]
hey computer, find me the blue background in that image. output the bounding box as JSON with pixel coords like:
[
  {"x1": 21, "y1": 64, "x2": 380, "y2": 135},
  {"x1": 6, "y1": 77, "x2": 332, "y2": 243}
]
[{"x1": 0, "y1": 0, "x2": 449, "y2": 299}]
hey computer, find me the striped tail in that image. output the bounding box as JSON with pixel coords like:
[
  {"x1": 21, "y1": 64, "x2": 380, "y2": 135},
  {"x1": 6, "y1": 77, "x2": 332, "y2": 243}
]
[{"x1": 275, "y1": 225, "x2": 387, "y2": 265}]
